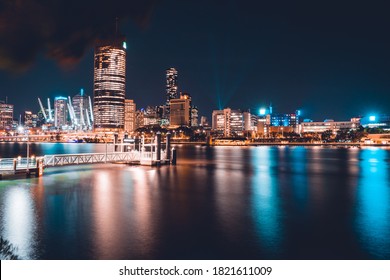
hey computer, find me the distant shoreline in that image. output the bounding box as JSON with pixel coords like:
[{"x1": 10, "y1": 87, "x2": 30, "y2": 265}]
[
  {"x1": 0, "y1": 140, "x2": 389, "y2": 148},
  {"x1": 170, "y1": 141, "x2": 390, "y2": 147}
]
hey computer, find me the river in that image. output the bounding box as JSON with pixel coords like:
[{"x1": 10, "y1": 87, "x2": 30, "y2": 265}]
[{"x1": 0, "y1": 143, "x2": 389, "y2": 259}]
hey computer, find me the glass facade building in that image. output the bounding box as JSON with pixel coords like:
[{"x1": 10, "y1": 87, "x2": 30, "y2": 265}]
[
  {"x1": 54, "y1": 97, "x2": 68, "y2": 129},
  {"x1": 166, "y1": 68, "x2": 178, "y2": 104},
  {"x1": 164, "y1": 68, "x2": 178, "y2": 123},
  {"x1": 93, "y1": 38, "x2": 126, "y2": 132},
  {"x1": 72, "y1": 88, "x2": 89, "y2": 130},
  {"x1": 0, "y1": 101, "x2": 13, "y2": 130},
  {"x1": 124, "y1": 99, "x2": 136, "y2": 133}
]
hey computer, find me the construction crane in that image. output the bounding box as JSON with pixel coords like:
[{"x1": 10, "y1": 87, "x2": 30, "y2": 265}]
[
  {"x1": 80, "y1": 101, "x2": 85, "y2": 126},
  {"x1": 47, "y1": 98, "x2": 53, "y2": 122},
  {"x1": 88, "y1": 96, "x2": 94, "y2": 122},
  {"x1": 67, "y1": 96, "x2": 77, "y2": 127},
  {"x1": 37, "y1": 98, "x2": 48, "y2": 121},
  {"x1": 85, "y1": 108, "x2": 91, "y2": 127}
]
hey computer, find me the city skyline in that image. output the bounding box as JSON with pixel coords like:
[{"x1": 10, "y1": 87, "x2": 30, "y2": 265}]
[{"x1": 0, "y1": 0, "x2": 389, "y2": 121}]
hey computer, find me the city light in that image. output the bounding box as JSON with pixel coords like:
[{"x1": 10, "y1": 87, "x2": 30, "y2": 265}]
[
  {"x1": 369, "y1": 116, "x2": 376, "y2": 122},
  {"x1": 259, "y1": 108, "x2": 266, "y2": 115}
]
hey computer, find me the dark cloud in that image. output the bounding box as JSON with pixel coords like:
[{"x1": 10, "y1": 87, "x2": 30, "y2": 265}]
[{"x1": 0, "y1": 0, "x2": 159, "y2": 71}]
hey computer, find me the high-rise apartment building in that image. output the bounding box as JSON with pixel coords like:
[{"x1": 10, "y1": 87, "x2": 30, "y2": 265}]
[
  {"x1": 0, "y1": 101, "x2": 13, "y2": 130},
  {"x1": 93, "y1": 37, "x2": 126, "y2": 132},
  {"x1": 124, "y1": 99, "x2": 136, "y2": 133},
  {"x1": 170, "y1": 93, "x2": 191, "y2": 126},
  {"x1": 72, "y1": 88, "x2": 90, "y2": 129},
  {"x1": 24, "y1": 111, "x2": 33, "y2": 128},
  {"x1": 54, "y1": 96, "x2": 68, "y2": 128}
]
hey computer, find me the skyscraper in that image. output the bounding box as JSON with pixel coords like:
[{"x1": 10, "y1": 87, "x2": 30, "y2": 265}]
[
  {"x1": 166, "y1": 68, "x2": 178, "y2": 104},
  {"x1": 72, "y1": 89, "x2": 88, "y2": 129},
  {"x1": 0, "y1": 101, "x2": 13, "y2": 130},
  {"x1": 124, "y1": 99, "x2": 136, "y2": 133},
  {"x1": 54, "y1": 96, "x2": 68, "y2": 128},
  {"x1": 191, "y1": 106, "x2": 199, "y2": 127},
  {"x1": 170, "y1": 93, "x2": 191, "y2": 126},
  {"x1": 93, "y1": 36, "x2": 126, "y2": 132}
]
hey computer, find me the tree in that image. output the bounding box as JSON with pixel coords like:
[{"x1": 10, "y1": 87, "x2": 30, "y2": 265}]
[
  {"x1": 349, "y1": 126, "x2": 367, "y2": 142},
  {"x1": 321, "y1": 130, "x2": 333, "y2": 142},
  {"x1": 335, "y1": 128, "x2": 349, "y2": 142},
  {"x1": 0, "y1": 237, "x2": 19, "y2": 260}
]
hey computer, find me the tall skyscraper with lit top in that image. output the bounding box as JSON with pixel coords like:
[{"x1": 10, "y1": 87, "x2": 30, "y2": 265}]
[
  {"x1": 93, "y1": 36, "x2": 127, "y2": 132},
  {"x1": 163, "y1": 67, "x2": 178, "y2": 124},
  {"x1": 166, "y1": 68, "x2": 178, "y2": 104}
]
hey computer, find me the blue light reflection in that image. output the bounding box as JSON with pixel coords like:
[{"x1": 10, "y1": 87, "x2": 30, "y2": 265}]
[{"x1": 355, "y1": 148, "x2": 390, "y2": 258}]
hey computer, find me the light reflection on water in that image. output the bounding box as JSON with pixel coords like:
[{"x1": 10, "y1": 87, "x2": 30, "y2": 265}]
[
  {"x1": 1, "y1": 185, "x2": 37, "y2": 259},
  {"x1": 356, "y1": 149, "x2": 390, "y2": 259},
  {"x1": 0, "y1": 144, "x2": 389, "y2": 259},
  {"x1": 251, "y1": 147, "x2": 282, "y2": 258}
]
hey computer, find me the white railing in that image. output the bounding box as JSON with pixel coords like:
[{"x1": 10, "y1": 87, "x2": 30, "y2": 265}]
[
  {"x1": 43, "y1": 151, "x2": 143, "y2": 167},
  {"x1": 0, "y1": 158, "x2": 39, "y2": 170},
  {"x1": 1, "y1": 149, "x2": 169, "y2": 171}
]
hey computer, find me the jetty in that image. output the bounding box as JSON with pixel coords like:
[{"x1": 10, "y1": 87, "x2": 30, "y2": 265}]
[{"x1": 0, "y1": 132, "x2": 177, "y2": 180}]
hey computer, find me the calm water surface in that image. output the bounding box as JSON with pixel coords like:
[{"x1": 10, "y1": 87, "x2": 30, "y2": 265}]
[{"x1": 0, "y1": 143, "x2": 389, "y2": 259}]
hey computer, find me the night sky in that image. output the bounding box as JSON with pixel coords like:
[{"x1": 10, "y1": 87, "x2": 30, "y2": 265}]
[{"x1": 0, "y1": 0, "x2": 389, "y2": 121}]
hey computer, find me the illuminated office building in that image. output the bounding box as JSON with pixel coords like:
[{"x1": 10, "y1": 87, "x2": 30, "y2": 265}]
[
  {"x1": 24, "y1": 111, "x2": 33, "y2": 128},
  {"x1": 270, "y1": 110, "x2": 301, "y2": 132},
  {"x1": 54, "y1": 97, "x2": 68, "y2": 128},
  {"x1": 93, "y1": 37, "x2": 126, "y2": 132},
  {"x1": 72, "y1": 88, "x2": 90, "y2": 129},
  {"x1": 212, "y1": 108, "x2": 244, "y2": 137},
  {"x1": 124, "y1": 99, "x2": 136, "y2": 133},
  {"x1": 229, "y1": 110, "x2": 244, "y2": 136},
  {"x1": 0, "y1": 101, "x2": 13, "y2": 130},
  {"x1": 301, "y1": 119, "x2": 359, "y2": 133},
  {"x1": 164, "y1": 68, "x2": 178, "y2": 123},
  {"x1": 212, "y1": 109, "x2": 227, "y2": 135},
  {"x1": 135, "y1": 110, "x2": 145, "y2": 129},
  {"x1": 360, "y1": 115, "x2": 390, "y2": 129},
  {"x1": 166, "y1": 68, "x2": 178, "y2": 104},
  {"x1": 170, "y1": 93, "x2": 191, "y2": 126},
  {"x1": 191, "y1": 106, "x2": 199, "y2": 127}
]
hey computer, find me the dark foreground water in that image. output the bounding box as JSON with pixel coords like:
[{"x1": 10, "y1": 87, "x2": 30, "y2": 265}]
[{"x1": 0, "y1": 143, "x2": 389, "y2": 259}]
